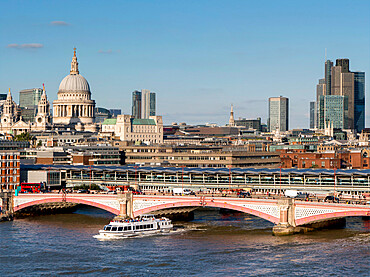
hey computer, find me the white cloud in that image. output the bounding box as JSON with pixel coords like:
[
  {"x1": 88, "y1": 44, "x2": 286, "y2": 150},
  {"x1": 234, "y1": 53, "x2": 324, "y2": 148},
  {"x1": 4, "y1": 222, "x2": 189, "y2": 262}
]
[
  {"x1": 50, "y1": 21, "x2": 70, "y2": 26},
  {"x1": 7, "y1": 43, "x2": 43, "y2": 49}
]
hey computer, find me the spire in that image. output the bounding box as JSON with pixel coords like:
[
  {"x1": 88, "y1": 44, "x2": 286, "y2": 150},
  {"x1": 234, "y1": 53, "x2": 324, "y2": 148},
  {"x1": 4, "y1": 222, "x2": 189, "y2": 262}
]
[
  {"x1": 42, "y1": 83, "x2": 46, "y2": 95},
  {"x1": 229, "y1": 104, "x2": 235, "y2": 127},
  {"x1": 70, "y1": 47, "x2": 79, "y2": 75},
  {"x1": 7, "y1": 88, "x2": 12, "y2": 100}
]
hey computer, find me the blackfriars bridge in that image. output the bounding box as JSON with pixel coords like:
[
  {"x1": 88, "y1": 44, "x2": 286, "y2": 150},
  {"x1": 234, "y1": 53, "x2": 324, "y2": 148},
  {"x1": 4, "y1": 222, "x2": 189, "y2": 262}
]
[
  {"x1": 22, "y1": 164, "x2": 370, "y2": 195},
  {"x1": 12, "y1": 193, "x2": 370, "y2": 235}
]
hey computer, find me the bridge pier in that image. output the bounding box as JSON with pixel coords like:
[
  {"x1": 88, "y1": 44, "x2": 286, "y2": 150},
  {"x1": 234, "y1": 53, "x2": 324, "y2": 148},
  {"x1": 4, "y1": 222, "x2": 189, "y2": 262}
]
[
  {"x1": 0, "y1": 190, "x2": 14, "y2": 221},
  {"x1": 117, "y1": 192, "x2": 133, "y2": 219},
  {"x1": 272, "y1": 198, "x2": 296, "y2": 236}
]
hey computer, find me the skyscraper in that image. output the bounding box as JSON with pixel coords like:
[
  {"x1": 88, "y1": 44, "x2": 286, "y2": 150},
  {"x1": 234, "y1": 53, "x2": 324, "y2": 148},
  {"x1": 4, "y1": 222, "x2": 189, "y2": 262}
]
[
  {"x1": 331, "y1": 59, "x2": 355, "y2": 129},
  {"x1": 19, "y1": 88, "x2": 42, "y2": 122},
  {"x1": 318, "y1": 95, "x2": 348, "y2": 129},
  {"x1": 324, "y1": 60, "x2": 333, "y2": 95},
  {"x1": 354, "y1": 72, "x2": 365, "y2": 132},
  {"x1": 310, "y1": 101, "x2": 316, "y2": 129},
  {"x1": 141, "y1": 90, "x2": 156, "y2": 119},
  {"x1": 132, "y1": 89, "x2": 156, "y2": 119},
  {"x1": 268, "y1": 96, "x2": 289, "y2": 132},
  {"x1": 132, "y1": 90, "x2": 142, "y2": 119}
]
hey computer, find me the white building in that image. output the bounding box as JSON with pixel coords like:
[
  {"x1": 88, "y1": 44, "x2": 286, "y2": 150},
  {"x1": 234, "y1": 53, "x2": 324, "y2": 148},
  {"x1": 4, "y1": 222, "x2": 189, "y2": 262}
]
[{"x1": 101, "y1": 115, "x2": 163, "y2": 144}]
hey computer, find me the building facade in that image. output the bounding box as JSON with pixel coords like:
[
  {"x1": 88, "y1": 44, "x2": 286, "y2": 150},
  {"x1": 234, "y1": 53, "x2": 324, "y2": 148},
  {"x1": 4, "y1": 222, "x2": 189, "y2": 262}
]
[
  {"x1": 19, "y1": 88, "x2": 42, "y2": 122},
  {"x1": 268, "y1": 96, "x2": 289, "y2": 132},
  {"x1": 0, "y1": 151, "x2": 20, "y2": 190},
  {"x1": 101, "y1": 115, "x2": 163, "y2": 144},
  {"x1": 318, "y1": 95, "x2": 348, "y2": 129}
]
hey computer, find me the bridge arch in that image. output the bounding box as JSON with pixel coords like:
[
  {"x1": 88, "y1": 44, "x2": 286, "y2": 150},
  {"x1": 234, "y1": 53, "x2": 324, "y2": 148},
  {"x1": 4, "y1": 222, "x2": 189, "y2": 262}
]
[
  {"x1": 295, "y1": 210, "x2": 370, "y2": 226},
  {"x1": 133, "y1": 199, "x2": 280, "y2": 224},
  {"x1": 13, "y1": 198, "x2": 120, "y2": 215}
]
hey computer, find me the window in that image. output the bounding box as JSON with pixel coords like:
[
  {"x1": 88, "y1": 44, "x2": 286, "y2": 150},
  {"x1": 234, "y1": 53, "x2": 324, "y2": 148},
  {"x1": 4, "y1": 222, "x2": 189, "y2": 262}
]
[
  {"x1": 118, "y1": 227, "x2": 123, "y2": 231},
  {"x1": 105, "y1": 226, "x2": 111, "y2": 231},
  {"x1": 111, "y1": 227, "x2": 117, "y2": 231}
]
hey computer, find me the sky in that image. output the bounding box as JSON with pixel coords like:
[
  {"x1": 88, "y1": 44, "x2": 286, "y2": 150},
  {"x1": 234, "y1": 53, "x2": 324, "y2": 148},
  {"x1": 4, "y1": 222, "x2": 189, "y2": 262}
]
[{"x1": 0, "y1": 0, "x2": 369, "y2": 128}]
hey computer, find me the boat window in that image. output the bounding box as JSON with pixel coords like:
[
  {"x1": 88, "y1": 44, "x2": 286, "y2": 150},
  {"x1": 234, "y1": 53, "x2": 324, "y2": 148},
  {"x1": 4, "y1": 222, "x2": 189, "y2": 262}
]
[
  {"x1": 118, "y1": 227, "x2": 123, "y2": 231},
  {"x1": 128, "y1": 226, "x2": 131, "y2": 230},
  {"x1": 151, "y1": 224, "x2": 153, "y2": 228},
  {"x1": 111, "y1": 227, "x2": 117, "y2": 231},
  {"x1": 124, "y1": 227, "x2": 127, "y2": 231},
  {"x1": 105, "y1": 226, "x2": 111, "y2": 231}
]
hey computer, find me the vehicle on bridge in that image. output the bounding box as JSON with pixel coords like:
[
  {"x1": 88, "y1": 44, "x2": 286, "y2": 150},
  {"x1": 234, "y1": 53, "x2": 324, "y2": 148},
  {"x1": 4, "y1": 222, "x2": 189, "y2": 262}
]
[
  {"x1": 19, "y1": 183, "x2": 43, "y2": 194},
  {"x1": 95, "y1": 215, "x2": 173, "y2": 239}
]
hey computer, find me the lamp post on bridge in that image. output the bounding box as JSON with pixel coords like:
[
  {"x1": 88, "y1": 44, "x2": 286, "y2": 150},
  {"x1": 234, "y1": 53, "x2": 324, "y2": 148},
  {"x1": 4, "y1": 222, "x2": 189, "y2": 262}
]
[
  {"x1": 227, "y1": 165, "x2": 232, "y2": 194},
  {"x1": 333, "y1": 167, "x2": 337, "y2": 199},
  {"x1": 88, "y1": 165, "x2": 93, "y2": 191},
  {"x1": 134, "y1": 165, "x2": 139, "y2": 191},
  {"x1": 181, "y1": 165, "x2": 185, "y2": 196}
]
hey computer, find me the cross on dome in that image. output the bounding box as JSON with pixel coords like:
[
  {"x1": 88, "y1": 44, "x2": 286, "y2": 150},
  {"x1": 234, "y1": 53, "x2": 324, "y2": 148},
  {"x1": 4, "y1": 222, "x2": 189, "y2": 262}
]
[{"x1": 70, "y1": 47, "x2": 79, "y2": 75}]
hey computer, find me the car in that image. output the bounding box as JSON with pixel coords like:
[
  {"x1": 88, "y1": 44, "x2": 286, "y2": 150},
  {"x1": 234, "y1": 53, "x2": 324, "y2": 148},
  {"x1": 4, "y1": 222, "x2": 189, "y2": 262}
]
[
  {"x1": 77, "y1": 189, "x2": 88, "y2": 193},
  {"x1": 324, "y1": 196, "x2": 339, "y2": 203}
]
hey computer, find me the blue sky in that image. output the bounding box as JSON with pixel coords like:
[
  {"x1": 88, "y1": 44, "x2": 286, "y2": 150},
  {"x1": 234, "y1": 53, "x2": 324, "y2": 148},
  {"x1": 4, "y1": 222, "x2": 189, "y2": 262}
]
[{"x1": 0, "y1": 0, "x2": 369, "y2": 128}]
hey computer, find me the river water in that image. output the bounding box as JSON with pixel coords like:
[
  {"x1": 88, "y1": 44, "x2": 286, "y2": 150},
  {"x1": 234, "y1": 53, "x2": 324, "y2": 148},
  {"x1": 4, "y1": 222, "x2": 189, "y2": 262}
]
[{"x1": 1, "y1": 207, "x2": 369, "y2": 276}]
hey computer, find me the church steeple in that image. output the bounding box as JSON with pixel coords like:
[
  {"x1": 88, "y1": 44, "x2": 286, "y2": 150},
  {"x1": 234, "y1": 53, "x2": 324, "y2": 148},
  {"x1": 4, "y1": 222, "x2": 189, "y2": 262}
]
[
  {"x1": 7, "y1": 88, "x2": 12, "y2": 100},
  {"x1": 229, "y1": 104, "x2": 235, "y2": 127},
  {"x1": 70, "y1": 47, "x2": 79, "y2": 75}
]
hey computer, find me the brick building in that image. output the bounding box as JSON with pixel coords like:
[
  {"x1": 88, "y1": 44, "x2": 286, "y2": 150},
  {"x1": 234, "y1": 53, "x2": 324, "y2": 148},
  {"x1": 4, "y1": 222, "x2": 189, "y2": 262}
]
[{"x1": 0, "y1": 151, "x2": 20, "y2": 189}]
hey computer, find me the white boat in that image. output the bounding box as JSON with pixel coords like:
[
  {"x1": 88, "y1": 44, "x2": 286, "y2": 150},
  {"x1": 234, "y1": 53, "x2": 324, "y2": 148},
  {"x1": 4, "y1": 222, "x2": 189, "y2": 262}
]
[{"x1": 95, "y1": 215, "x2": 173, "y2": 238}]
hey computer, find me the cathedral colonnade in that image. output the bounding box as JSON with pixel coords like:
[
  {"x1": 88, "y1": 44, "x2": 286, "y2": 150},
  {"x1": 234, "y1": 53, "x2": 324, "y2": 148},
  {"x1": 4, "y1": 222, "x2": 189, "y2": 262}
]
[{"x1": 54, "y1": 104, "x2": 94, "y2": 118}]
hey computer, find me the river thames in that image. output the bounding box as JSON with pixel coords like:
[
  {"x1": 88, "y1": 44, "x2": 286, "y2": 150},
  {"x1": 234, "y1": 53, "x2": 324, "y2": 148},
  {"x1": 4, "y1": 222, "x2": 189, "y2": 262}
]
[{"x1": 1, "y1": 207, "x2": 369, "y2": 276}]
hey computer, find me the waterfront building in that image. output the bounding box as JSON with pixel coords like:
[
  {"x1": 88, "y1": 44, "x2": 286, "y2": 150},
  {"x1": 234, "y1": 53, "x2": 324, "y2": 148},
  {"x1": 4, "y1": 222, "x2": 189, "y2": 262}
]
[
  {"x1": 0, "y1": 151, "x2": 20, "y2": 190},
  {"x1": 354, "y1": 72, "x2": 365, "y2": 132},
  {"x1": 268, "y1": 96, "x2": 289, "y2": 132},
  {"x1": 52, "y1": 48, "x2": 97, "y2": 132},
  {"x1": 101, "y1": 115, "x2": 163, "y2": 144}
]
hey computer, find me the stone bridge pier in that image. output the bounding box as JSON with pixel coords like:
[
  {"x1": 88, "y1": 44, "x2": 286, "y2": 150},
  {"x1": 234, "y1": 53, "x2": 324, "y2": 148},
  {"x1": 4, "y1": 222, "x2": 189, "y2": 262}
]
[
  {"x1": 272, "y1": 198, "x2": 297, "y2": 235},
  {"x1": 117, "y1": 192, "x2": 133, "y2": 219}
]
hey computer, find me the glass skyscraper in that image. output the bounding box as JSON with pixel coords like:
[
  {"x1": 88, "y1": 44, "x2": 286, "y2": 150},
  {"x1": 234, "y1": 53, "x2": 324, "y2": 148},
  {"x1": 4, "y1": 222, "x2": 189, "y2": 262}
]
[
  {"x1": 354, "y1": 72, "x2": 365, "y2": 132},
  {"x1": 132, "y1": 89, "x2": 156, "y2": 119},
  {"x1": 19, "y1": 88, "x2": 42, "y2": 122},
  {"x1": 132, "y1": 90, "x2": 142, "y2": 119}
]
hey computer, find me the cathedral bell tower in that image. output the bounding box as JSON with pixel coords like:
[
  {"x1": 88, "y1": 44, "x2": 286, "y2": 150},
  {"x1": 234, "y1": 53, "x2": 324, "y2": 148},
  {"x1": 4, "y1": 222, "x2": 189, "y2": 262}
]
[
  {"x1": 35, "y1": 84, "x2": 51, "y2": 129},
  {"x1": 1, "y1": 88, "x2": 18, "y2": 129}
]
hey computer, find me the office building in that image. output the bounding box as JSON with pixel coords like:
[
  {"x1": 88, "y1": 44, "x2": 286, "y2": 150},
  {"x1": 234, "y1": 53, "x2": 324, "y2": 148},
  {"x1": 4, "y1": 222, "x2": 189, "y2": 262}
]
[
  {"x1": 268, "y1": 96, "x2": 289, "y2": 132},
  {"x1": 132, "y1": 89, "x2": 156, "y2": 119},
  {"x1": 325, "y1": 60, "x2": 333, "y2": 95},
  {"x1": 354, "y1": 72, "x2": 365, "y2": 132},
  {"x1": 132, "y1": 90, "x2": 142, "y2": 119},
  {"x1": 318, "y1": 95, "x2": 348, "y2": 129},
  {"x1": 19, "y1": 88, "x2": 42, "y2": 122},
  {"x1": 309, "y1": 102, "x2": 316, "y2": 129},
  {"x1": 331, "y1": 59, "x2": 355, "y2": 129},
  {"x1": 235, "y1": 117, "x2": 261, "y2": 131},
  {"x1": 141, "y1": 89, "x2": 156, "y2": 119}
]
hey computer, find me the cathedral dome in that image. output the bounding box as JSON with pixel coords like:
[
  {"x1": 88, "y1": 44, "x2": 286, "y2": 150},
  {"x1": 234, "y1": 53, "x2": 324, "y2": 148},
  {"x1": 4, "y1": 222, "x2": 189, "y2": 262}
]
[{"x1": 58, "y1": 74, "x2": 90, "y2": 93}]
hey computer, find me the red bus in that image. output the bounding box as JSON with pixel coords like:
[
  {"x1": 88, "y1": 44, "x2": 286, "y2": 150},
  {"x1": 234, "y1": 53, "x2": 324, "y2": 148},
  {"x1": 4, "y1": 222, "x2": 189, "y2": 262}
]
[{"x1": 20, "y1": 183, "x2": 42, "y2": 193}]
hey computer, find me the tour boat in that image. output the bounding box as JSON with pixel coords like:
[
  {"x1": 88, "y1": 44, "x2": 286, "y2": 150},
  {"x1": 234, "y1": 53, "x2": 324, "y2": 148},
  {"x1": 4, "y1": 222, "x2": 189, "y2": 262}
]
[{"x1": 95, "y1": 215, "x2": 173, "y2": 238}]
